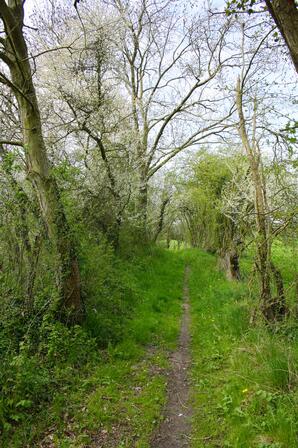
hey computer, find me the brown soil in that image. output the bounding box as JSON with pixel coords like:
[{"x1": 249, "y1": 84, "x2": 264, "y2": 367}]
[{"x1": 150, "y1": 266, "x2": 192, "y2": 448}]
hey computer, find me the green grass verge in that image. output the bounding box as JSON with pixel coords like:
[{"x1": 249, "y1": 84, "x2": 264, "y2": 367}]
[
  {"x1": 188, "y1": 247, "x2": 298, "y2": 448},
  {"x1": 1, "y1": 248, "x2": 184, "y2": 447},
  {"x1": 3, "y1": 244, "x2": 297, "y2": 447}
]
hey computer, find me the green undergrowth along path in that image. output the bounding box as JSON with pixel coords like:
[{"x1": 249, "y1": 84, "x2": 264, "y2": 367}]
[
  {"x1": 3, "y1": 246, "x2": 297, "y2": 447},
  {"x1": 189, "y1": 248, "x2": 298, "y2": 448},
  {"x1": 1, "y1": 248, "x2": 185, "y2": 448}
]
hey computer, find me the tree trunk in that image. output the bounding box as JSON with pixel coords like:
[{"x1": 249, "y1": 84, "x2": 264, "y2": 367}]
[
  {"x1": 109, "y1": 214, "x2": 122, "y2": 251},
  {"x1": 236, "y1": 79, "x2": 274, "y2": 321},
  {"x1": 219, "y1": 249, "x2": 241, "y2": 281},
  {"x1": 26, "y1": 234, "x2": 42, "y2": 309},
  {"x1": 154, "y1": 197, "x2": 170, "y2": 243},
  {"x1": 0, "y1": 1, "x2": 82, "y2": 321},
  {"x1": 265, "y1": 0, "x2": 298, "y2": 73},
  {"x1": 166, "y1": 231, "x2": 171, "y2": 248},
  {"x1": 137, "y1": 170, "x2": 149, "y2": 238},
  {"x1": 218, "y1": 216, "x2": 241, "y2": 281},
  {"x1": 270, "y1": 262, "x2": 288, "y2": 319}
]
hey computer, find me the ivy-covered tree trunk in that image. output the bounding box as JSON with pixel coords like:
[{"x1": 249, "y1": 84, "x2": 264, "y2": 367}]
[
  {"x1": 137, "y1": 166, "x2": 149, "y2": 239},
  {"x1": 0, "y1": 0, "x2": 82, "y2": 321}
]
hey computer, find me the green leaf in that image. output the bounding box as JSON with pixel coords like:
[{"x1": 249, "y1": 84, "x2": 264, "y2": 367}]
[{"x1": 16, "y1": 399, "x2": 33, "y2": 409}]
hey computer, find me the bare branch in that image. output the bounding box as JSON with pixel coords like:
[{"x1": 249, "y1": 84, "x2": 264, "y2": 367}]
[{"x1": 0, "y1": 139, "x2": 23, "y2": 147}]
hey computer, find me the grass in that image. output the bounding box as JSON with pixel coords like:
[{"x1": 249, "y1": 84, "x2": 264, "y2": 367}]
[
  {"x1": 188, "y1": 245, "x2": 298, "y2": 448},
  {"x1": 1, "y1": 248, "x2": 185, "y2": 447},
  {"x1": 2, "y1": 242, "x2": 297, "y2": 447}
]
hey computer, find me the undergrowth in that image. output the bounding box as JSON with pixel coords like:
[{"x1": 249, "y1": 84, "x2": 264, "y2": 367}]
[
  {"x1": 189, "y1": 245, "x2": 298, "y2": 448},
  {"x1": 2, "y1": 241, "x2": 297, "y2": 447},
  {"x1": 0, "y1": 246, "x2": 184, "y2": 447}
]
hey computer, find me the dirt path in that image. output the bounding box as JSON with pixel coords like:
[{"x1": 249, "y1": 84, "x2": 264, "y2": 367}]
[{"x1": 151, "y1": 266, "x2": 192, "y2": 448}]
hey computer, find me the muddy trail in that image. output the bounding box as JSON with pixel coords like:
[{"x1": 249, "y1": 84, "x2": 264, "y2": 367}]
[{"x1": 151, "y1": 266, "x2": 192, "y2": 448}]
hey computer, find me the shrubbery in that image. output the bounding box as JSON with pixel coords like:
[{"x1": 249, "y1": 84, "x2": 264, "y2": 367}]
[{"x1": 0, "y1": 232, "x2": 138, "y2": 434}]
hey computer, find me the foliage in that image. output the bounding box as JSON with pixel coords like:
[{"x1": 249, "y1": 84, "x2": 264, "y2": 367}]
[
  {"x1": 172, "y1": 152, "x2": 252, "y2": 256},
  {"x1": 0, "y1": 248, "x2": 184, "y2": 446},
  {"x1": 189, "y1": 246, "x2": 298, "y2": 447},
  {"x1": 0, "y1": 0, "x2": 297, "y2": 446}
]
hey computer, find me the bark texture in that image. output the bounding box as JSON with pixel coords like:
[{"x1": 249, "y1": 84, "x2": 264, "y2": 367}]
[{"x1": 265, "y1": 0, "x2": 298, "y2": 73}]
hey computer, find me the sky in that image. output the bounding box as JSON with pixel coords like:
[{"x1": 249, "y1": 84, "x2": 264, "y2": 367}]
[{"x1": 24, "y1": 0, "x2": 227, "y2": 19}]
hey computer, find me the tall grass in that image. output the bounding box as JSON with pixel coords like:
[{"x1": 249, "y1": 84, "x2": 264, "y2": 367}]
[{"x1": 188, "y1": 246, "x2": 298, "y2": 447}]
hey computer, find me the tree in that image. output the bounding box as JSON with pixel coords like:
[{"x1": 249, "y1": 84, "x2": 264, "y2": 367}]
[
  {"x1": 177, "y1": 152, "x2": 249, "y2": 279},
  {"x1": 225, "y1": 0, "x2": 298, "y2": 73},
  {"x1": 264, "y1": 0, "x2": 298, "y2": 73},
  {"x1": 0, "y1": 0, "x2": 82, "y2": 321},
  {"x1": 234, "y1": 23, "x2": 293, "y2": 321},
  {"x1": 34, "y1": 0, "x2": 236, "y2": 239},
  {"x1": 108, "y1": 0, "x2": 236, "y2": 235},
  {"x1": 44, "y1": 17, "x2": 134, "y2": 249}
]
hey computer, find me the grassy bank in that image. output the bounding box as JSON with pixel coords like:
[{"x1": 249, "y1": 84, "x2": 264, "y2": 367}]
[
  {"x1": 1, "y1": 248, "x2": 185, "y2": 447},
  {"x1": 189, "y1": 247, "x2": 298, "y2": 447},
  {"x1": 2, "y1": 244, "x2": 297, "y2": 447}
]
